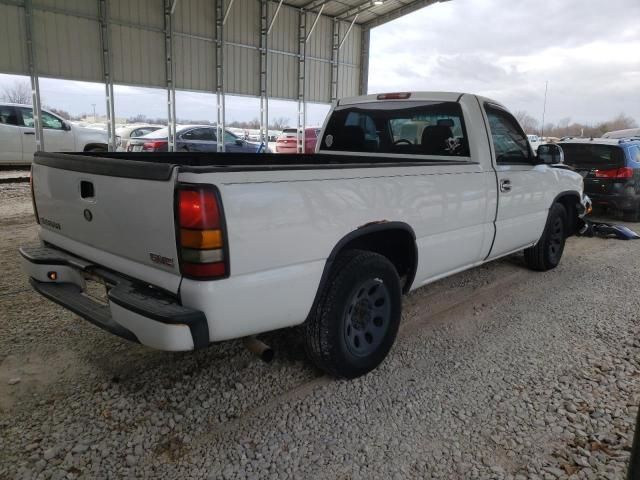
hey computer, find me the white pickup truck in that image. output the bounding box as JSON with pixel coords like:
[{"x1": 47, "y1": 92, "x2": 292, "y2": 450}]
[{"x1": 21, "y1": 92, "x2": 589, "y2": 378}]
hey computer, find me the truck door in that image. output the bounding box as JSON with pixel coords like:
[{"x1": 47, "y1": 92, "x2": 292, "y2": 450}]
[
  {"x1": 483, "y1": 103, "x2": 551, "y2": 258},
  {"x1": 19, "y1": 107, "x2": 73, "y2": 161},
  {"x1": 0, "y1": 105, "x2": 22, "y2": 164}
]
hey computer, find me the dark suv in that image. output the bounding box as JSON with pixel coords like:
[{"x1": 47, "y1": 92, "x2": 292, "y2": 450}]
[{"x1": 560, "y1": 138, "x2": 640, "y2": 221}]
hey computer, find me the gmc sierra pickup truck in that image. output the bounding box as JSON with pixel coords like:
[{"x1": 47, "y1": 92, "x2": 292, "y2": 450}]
[{"x1": 21, "y1": 92, "x2": 589, "y2": 378}]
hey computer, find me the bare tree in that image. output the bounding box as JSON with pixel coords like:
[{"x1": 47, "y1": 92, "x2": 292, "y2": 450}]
[
  {"x1": 513, "y1": 110, "x2": 539, "y2": 134},
  {"x1": 1, "y1": 80, "x2": 32, "y2": 104},
  {"x1": 269, "y1": 117, "x2": 290, "y2": 130}
]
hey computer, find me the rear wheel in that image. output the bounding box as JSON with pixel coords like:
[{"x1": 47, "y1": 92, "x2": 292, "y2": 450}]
[
  {"x1": 304, "y1": 250, "x2": 402, "y2": 379},
  {"x1": 524, "y1": 203, "x2": 567, "y2": 271}
]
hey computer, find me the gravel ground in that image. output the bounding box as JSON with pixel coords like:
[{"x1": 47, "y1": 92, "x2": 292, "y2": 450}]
[{"x1": 0, "y1": 183, "x2": 638, "y2": 479}]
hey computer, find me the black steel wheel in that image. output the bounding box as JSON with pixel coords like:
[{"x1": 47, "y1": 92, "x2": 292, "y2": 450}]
[
  {"x1": 524, "y1": 203, "x2": 567, "y2": 271},
  {"x1": 304, "y1": 249, "x2": 402, "y2": 379}
]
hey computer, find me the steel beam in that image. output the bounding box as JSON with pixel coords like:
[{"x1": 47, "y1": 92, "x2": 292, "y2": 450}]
[
  {"x1": 267, "y1": 0, "x2": 283, "y2": 34},
  {"x1": 164, "y1": 0, "x2": 176, "y2": 152},
  {"x1": 215, "y1": 0, "x2": 225, "y2": 152},
  {"x1": 359, "y1": 27, "x2": 369, "y2": 95},
  {"x1": 222, "y1": 0, "x2": 235, "y2": 25},
  {"x1": 24, "y1": 0, "x2": 44, "y2": 151},
  {"x1": 99, "y1": 0, "x2": 116, "y2": 151},
  {"x1": 363, "y1": 0, "x2": 445, "y2": 28},
  {"x1": 335, "y1": 0, "x2": 373, "y2": 20},
  {"x1": 305, "y1": 4, "x2": 324, "y2": 42},
  {"x1": 296, "y1": 9, "x2": 306, "y2": 153},
  {"x1": 330, "y1": 18, "x2": 339, "y2": 102},
  {"x1": 259, "y1": 0, "x2": 268, "y2": 147}
]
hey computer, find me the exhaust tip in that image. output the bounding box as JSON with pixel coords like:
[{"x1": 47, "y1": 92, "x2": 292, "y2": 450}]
[{"x1": 243, "y1": 336, "x2": 274, "y2": 363}]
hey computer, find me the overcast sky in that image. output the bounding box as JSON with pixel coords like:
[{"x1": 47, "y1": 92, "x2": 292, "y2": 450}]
[
  {"x1": 369, "y1": 0, "x2": 640, "y2": 124},
  {"x1": 1, "y1": 0, "x2": 638, "y2": 127}
]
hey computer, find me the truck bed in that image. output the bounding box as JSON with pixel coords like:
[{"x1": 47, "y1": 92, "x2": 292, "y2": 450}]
[{"x1": 35, "y1": 151, "x2": 474, "y2": 179}]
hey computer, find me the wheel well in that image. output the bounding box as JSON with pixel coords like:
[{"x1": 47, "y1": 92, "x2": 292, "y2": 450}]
[
  {"x1": 555, "y1": 193, "x2": 581, "y2": 236},
  {"x1": 332, "y1": 224, "x2": 418, "y2": 294},
  {"x1": 83, "y1": 143, "x2": 107, "y2": 152}
]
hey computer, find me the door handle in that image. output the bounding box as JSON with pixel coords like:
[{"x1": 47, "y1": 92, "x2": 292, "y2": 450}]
[
  {"x1": 500, "y1": 179, "x2": 512, "y2": 193},
  {"x1": 23, "y1": 131, "x2": 35, "y2": 135}
]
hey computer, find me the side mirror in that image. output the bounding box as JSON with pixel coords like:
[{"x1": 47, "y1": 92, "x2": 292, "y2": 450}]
[
  {"x1": 235, "y1": 139, "x2": 244, "y2": 146},
  {"x1": 537, "y1": 143, "x2": 564, "y2": 165},
  {"x1": 63, "y1": 121, "x2": 72, "y2": 131}
]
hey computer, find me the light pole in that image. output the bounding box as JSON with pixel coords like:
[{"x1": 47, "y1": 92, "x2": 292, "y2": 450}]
[
  {"x1": 540, "y1": 81, "x2": 548, "y2": 139},
  {"x1": 91, "y1": 103, "x2": 96, "y2": 122}
]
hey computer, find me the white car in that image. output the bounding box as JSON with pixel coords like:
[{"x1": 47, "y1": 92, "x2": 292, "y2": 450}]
[
  {"x1": 115, "y1": 124, "x2": 162, "y2": 152},
  {"x1": 0, "y1": 103, "x2": 108, "y2": 165},
  {"x1": 22, "y1": 91, "x2": 588, "y2": 379},
  {"x1": 527, "y1": 134, "x2": 544, "y2": 153}
]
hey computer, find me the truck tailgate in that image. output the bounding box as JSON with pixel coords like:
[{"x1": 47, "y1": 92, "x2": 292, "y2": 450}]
[{"x1": 31, "y1": 153, "x2": 182, "y2": 293}]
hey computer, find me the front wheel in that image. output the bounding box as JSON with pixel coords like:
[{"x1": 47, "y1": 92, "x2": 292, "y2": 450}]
[
  {"x1": 304, "y1": 250, "x2": 402, "y2": 379},
  {"x1": 524, "y1": 203, "x2": 567, "y2": 271}
]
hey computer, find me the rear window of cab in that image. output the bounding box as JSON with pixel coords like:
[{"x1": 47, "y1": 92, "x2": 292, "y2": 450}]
[{"x1": 320, "y1": 101, "x2": 470, "y2": 157}]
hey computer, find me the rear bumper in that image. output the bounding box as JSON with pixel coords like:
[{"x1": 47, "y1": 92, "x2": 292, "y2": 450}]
[
  {"x1": 20, "y1": 244, "x2": 209, "y2": 351},
  {"x1": 586, "y1": 191, "x2": 639, "y2": 212}
]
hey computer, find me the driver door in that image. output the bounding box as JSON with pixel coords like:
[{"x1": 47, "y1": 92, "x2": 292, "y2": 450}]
[
  {"x1": 19, "y1": 107, "x2": 72, "y2": 161},
  {"x1": 484, "y1": 104, "x2": 552, "y2": 259}
]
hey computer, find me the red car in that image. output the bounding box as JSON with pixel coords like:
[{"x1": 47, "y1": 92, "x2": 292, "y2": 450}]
[{"x1": 275, "y1": 128, "x2": 319, "y2": 153}]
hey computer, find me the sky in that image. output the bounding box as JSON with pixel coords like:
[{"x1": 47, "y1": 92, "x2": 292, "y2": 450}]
[
  {"x1": 369, "y1": 0, "x2": 640, "y2": 125},
  {"x1": 1, "y1": 0, "x2": 638, "y2": 127}
]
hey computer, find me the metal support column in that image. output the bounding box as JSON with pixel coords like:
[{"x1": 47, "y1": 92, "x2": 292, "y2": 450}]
[
  {"x1": 164, "y1": 0, "x2": 176, "y2": 152},
  {"x1": 24, "y1": 0, "x2": 44, "y2": 151},
  {"x1": 296, "y1": 9, "x2": 306, "y2": 153},
  {"x1": 359, "y1": 27, "x2": 370, "y2": 95},
  {"x1": 259, "y1": 0, "x2": 268, "y2": 147},
  {"x1": 215, "y1": 0, "x2": 225, "y2": 152},
  {"x1": 99, "y1": 0, "x2": 116, "y2": 151},
  {"x1": 330, "y1": 18, "x2": 339, "y2": 103}
]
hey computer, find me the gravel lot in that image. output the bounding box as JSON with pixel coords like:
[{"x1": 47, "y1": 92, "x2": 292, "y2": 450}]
[{"x1": 0, "y1": 182, "x2": 638, "y2": 479}]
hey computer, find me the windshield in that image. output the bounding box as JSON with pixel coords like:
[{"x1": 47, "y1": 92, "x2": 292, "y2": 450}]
[{"x1": 561, "y1": 144, "x2": 624, "y2": 169}]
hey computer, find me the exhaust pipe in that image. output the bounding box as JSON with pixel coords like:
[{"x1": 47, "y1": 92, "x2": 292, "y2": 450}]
[{"x1": 242, "y1": 336, "x2": 274, "y2": 363}]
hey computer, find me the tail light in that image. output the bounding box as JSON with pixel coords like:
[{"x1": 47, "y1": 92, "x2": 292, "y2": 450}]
[
  {"x1": 176, "y1": 184, "x2": 228, "y2": 279},
  {"x1": 377, "y1": 92, "x2": 411, "y2": 100},
  {"x1": 595, "y1": 167, "x2": 633, "y2": 179},
  {"x1": 30, "y1": 166, "x2": 39, "y2": 224},
  {"x1": 142, "y1": 140, "x2": 168, "y2": 152}
]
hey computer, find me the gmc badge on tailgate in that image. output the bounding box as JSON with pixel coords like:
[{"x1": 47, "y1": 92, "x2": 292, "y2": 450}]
[{"x1": 149, "y1": 253, "x2": 174, "y2": 268}]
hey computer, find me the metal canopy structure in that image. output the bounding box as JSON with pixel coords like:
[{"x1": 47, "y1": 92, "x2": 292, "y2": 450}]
[{"x1": 0, "y1": 0, "x2": 446, "y2": 152}]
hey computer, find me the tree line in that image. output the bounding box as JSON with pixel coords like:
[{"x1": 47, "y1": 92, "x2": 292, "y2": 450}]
[{"x1": 514, "y1": 111, "x2": 638, "y2": 138}]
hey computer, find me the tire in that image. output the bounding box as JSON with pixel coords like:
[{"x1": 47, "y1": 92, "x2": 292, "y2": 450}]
[
  {"x1": 304, "y1": 249, "x2": 402, "y2": 379},
  {"x1": 524, "y1": 203, "x2": 567, "y2": 271},
  {"x1": 87, "y1": 147, "x2": 106, "y2": 152}
]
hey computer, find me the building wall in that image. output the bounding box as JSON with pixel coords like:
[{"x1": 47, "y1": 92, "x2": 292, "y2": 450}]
[{"x1": 0, "y1": 0, "x2": 362, "y2": 103}]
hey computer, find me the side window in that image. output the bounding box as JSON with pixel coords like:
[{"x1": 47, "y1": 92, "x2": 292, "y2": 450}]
[
  {"x1": 223, "y1": 131, "x2": 237, "y2": 143},
  {"x1": 19, "y1": 107, "x2": 34, "y2": 128},
  {"x1": 131, "y1": 127, "x2": 156, "y2": 138},
  {"x1": 41, "y1": 111, "x2": 64, "y2": 130},
  {"x1": 182, "y1": 128, "x2": 214, "y2": 141},
  {"x1": 485, "y1": 105, "x2": 532, "y2": 163},
  {"x1": 0, "y1": 106, "x2": 19, "y2": 126}
]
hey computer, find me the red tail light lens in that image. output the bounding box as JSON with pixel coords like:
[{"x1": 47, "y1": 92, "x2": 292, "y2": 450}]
[
  {"x1": 142, "y1": 140, "x2": 168, "y2": 151},
  {"x1": 176, "y1": 185, "x2": 227, "y2": 279},
  {"x1": 179, "y1": 189, "x2": 220, "y2": 229},
  {"x1": 595, "y1": 167, "x2": 633, "y2": 178}
]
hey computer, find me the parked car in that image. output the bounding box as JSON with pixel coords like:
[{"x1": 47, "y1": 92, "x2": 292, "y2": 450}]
[
  {"x1": 0, "y1": 103, "x2": 107, "y2": 165},
  {"x1": 22, "y1": 91, "x2": 588, "y2": 379},
  {"x1": 127, "y1": 125, "x2": 266, "y2": 153},
  {"x1": 560, "y1": 137, "x2": 640, "y2": 220},
  {"x1": 527, "y1": 134, "x2": 543, "y2": 153},
  {"x1": 115, "y1": 124, "x2": 162, "y2": 152},
  {"x1": 275, "y1": 127, "x2": 319, "y2": 153},
  {"x1": 603, "y1": 128, "x2": 640, "y2": 139}
]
